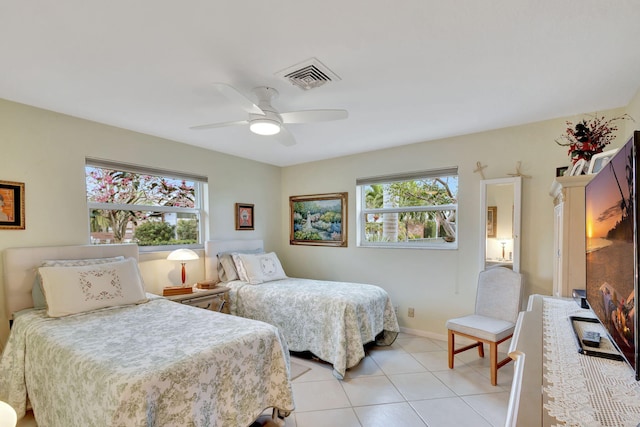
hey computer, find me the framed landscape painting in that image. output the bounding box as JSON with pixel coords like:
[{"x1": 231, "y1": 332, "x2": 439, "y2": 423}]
[{"x1": 290, "y1": 192, "x2": 347, "y2": 247}]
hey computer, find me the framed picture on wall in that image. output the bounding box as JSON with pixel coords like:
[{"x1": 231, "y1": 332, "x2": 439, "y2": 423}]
[
  {"x1": 235, "y1": 203, "x2": 254, "y2": 230},
  {"x1": 0, "y1": 180, "x2": 25, "y2": 230},
  {"x1": 487, "y1": 206, "x2": 497, "y2": 238},
  {"x1": 290, "y1": 192, "x2": 347, "y2": 247}
]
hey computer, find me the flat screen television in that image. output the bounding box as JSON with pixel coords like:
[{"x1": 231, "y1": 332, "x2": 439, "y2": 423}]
[{"x1": 585, "y1": 130, "x2": 640, "y2": 380}]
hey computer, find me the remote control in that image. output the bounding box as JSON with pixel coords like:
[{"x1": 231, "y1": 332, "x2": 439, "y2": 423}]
[{"x1": 582, "y1": 331, "x2": 601, "y2": 348}]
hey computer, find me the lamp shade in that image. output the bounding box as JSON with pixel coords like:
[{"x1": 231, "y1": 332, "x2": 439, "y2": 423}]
[
  {"x1": 167, "y1": 249, "x2": 199, "y2": 285},
  {"x1": 166, "y1": 249, "x2": 199, "y2": 262},
  {"x1": 0, "y1": 401, "x2": 17, "y2": 427}
]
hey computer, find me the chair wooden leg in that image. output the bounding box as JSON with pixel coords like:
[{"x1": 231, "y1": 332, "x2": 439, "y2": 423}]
[
  {"x1": 478, "y1": 342, "x2": 484, "y2": 358},
  {"x1": 490, "y1": 341, "x2": 498, "y2": 386},
  {"x1": 448, "y1": 329, "x2": 454, "y2": 369}
]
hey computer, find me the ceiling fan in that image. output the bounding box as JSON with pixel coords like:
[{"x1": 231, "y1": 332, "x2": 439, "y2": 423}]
[{"x1": 190, "y1": 83, "x2": 348, "y2": 146}]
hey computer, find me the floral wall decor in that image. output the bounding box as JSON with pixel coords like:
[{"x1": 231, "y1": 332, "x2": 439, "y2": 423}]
[{"x1": 555, "y1": 113, "x2": 634, "y2": 165}]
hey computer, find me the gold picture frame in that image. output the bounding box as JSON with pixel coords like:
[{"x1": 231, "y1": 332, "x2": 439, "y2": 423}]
[
  {"x1": 487, "y1": 206, "x2": 497, "y2": 238},
  {"x1": 290, "y1": 192, "x2": 347, "y2": 247},
  {"x1": 235, "y1": 203, "x2": 254, "y2": 230},
  {"x1": 0, "y1": 180, "x2": 25, "y2": 230}
]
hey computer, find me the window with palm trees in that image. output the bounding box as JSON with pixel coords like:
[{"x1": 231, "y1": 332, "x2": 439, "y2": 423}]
[{"x1": 357, "y1": 168, "x2": 457, "y2": 248}]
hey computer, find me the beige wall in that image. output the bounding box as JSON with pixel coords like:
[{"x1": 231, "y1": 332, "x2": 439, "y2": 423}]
[
  {"x1": 0, "y1": 99, "x2": 282, "y2": 345},
  {"x1": 1, "y1": 91, "x2": 639, "y2": 345},
  {"x1": 279, "y1": 106, "x2": 633, "y2": 339},
  {"x1": 626, "y1": 87, "x2": 640, "y2": 136}
]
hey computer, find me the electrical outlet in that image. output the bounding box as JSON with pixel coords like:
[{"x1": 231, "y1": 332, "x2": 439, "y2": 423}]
[
  {"x1": 394, "y1": 305, "x2": 399, "y2": 316},
  {"x1": 408, "y1": 307, "x2": 415, "y2": 317}
]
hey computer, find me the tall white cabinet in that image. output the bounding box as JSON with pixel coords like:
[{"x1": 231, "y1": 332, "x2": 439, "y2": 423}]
[{"x1": 549, "y1": 175, "x2": 593, "y2": 297}]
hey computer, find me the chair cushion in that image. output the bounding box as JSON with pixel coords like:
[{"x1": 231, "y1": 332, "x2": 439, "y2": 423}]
[{"x1": 446, "y1": 314, "x2": 515, "y2": 342}]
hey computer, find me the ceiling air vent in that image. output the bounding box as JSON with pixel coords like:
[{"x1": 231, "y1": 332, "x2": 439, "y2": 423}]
[{"x1": 276, "y1": 58, "x2": 341, "y2": 91}]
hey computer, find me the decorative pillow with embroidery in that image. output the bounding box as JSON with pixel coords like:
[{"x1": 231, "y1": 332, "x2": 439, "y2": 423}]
[
  {"x1": 38, "y1": 257, "x2": 148, "y2": 317},
  {"x1": 32, "y1": 256, "x2": 126, "y2": 309},
  {"x1": 235, "y1": 252, "x2": 287, "y2": 285}
]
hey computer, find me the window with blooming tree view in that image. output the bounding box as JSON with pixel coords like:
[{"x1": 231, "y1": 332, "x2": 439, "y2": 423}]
[{"x1": 85, "y1": 159, "x2": 206, "y2": 250}]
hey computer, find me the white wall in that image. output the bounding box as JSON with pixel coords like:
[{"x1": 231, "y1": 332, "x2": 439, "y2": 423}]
[
  {"x1": 0, "y1": 99, "x2": 282, "y2": 345},
  {"x1": 279, "y1": 107, "x2": 631, "y2": 339}
]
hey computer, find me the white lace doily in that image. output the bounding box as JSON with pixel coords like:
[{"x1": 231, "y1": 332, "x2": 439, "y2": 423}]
[{"x1": 543, "y1": 298, "x2": 640, "y2": 426}]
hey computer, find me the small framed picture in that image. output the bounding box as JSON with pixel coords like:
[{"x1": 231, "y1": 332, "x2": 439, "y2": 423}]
[
  {"x1": 0, "y1": 180, "x2": 25, "y2": 230},
  {"x1": 235, "y1": 203, "x2": 254, "y2": 230},
  {"x1": 556, "y1": 166, "x2": 569, "y2": 177},
  {"x1": 587, "y1": 149, "x2": 618, "y2": 175},
  {"x1": 486, "y1": 206, "x2": 497, "y2": 238}
]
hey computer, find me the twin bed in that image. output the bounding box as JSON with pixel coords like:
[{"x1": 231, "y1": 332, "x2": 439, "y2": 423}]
[
  {"x1": 0, "y1": 244, "x2": 294, "y2": 426},
  {"x1": 0, "y1": 239, "x2": 399, "y2": 425},
  {"x1": 205, "y1": 240, "x2": 399, "y2": 379}
]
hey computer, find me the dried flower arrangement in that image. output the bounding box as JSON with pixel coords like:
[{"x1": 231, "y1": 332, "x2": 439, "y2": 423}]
[{"x1": 555, "y1": 113, "x2": 634, "y2": 164}]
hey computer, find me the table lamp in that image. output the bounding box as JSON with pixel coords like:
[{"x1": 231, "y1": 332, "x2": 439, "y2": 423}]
[
  {"x1": 499, "y1": 238, "x2": 512, "y2": 261},
  {"x1": 0, "y1": 401, "x2": 17, "y2": 427},
  {"x1": 167, "y1": 248, "x2": 199, "y2": 286}
]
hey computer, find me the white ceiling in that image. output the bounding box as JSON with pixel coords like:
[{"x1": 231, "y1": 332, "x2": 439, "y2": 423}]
[{"x1": 1, "y1": 1, "x2": 639, "y2": 167}]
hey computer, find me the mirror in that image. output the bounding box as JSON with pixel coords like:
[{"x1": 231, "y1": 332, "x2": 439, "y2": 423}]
[{"x1": 480, "y1": 177, "x2": 522, "y2": 273}]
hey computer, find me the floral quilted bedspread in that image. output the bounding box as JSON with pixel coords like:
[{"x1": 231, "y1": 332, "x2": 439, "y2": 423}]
[
  {"x1": 0, "y1": 296, "x2": 294, "y2": 426},
  {"x1": 226, "y1": 278, "x2": 400, "y2": 378}
]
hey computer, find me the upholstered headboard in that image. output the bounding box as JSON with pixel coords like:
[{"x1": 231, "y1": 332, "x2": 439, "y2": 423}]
[
  {"x1": 204, "y1": 240, "x2": 264, "y2": 282},
  {"x1": 3, "y1": 244, "x2": 139, "y2": 317}
]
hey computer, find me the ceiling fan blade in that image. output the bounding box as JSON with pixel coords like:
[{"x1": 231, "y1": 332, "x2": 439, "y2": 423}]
[
  {"x1": 280, "y1": 109, "x2": 348, "y2": 124},
  {"x1": 189, "y1": 120, "x2": 248, "y2": 130},
  {"x1": 275, "y1": 127, "x2": 296, "y2": 146},
  {"x1": 213, "y1": 83, "x2": 264, "y2": 115}
]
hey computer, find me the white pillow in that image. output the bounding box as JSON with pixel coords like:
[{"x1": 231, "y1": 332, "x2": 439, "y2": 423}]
[
  {"x1": 217, "y1": 249, "x2": 263, "y2": 282},
  {"x1": 32, "y1": 256, "x2": 126, "y2": 309},
  {"x1": 232, "y1": 253, "x2": 249, "y2": 282},
  {"x1": 38, "y1": 257, "x2": 148, "y2": 318},
  {"x1": 218, "y1": 253, "x2": 240, "y2": 281},
  {"x1": 235, "y1": 252, "x2": 287, "y2": 285}
]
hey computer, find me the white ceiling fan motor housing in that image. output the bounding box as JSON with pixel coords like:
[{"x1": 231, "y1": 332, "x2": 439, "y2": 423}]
[{"x1": 249, "y1": 87, "x2": 283, "y2": 135}]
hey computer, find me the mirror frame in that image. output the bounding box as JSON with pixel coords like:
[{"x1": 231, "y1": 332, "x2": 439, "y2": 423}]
[{"x1": 479, "y1": 176, "x2": 522, "y2": 273}]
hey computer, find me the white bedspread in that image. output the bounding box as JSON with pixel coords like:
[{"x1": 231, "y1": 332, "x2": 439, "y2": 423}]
[
  {"x1": 226, "y1": 278, "x2": 399, "y2": 378},
  {"x1": 0, "y1": 296, "x2": 294, "y2": 426}
]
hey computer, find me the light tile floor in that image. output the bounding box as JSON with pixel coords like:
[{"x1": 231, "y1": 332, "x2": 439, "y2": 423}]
[
  {"x1": 17, "y1": 333, "x2": 513, "y2": 427},
  {"x1": 276, "y1": 332, "x2": 513, "y2": 427}
]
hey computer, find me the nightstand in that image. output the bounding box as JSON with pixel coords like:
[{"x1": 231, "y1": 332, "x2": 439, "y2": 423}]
[{"x1": 165, "y1": 286, "x2": 230, "y2": 312}]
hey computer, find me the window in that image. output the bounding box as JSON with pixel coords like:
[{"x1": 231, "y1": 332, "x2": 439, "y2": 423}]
[
  {"x1": 85, "y1": 158, "x2": 207, "y2": 251},
  {"x1": 356, "y1": 168, "x2": 458, "y2": 248}
]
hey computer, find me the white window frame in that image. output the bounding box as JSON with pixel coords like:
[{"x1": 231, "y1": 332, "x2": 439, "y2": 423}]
[
  {"x1": 85, "y1": 158, "x2": 207, "y2": 252},
  {"x1": 356, "y1": 167, "x2": 458, "y2": 249}
]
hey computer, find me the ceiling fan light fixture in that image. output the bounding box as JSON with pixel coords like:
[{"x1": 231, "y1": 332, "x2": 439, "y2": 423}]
[{"x1": 249, "y1": 118, "x2": 281, "y2": 135}]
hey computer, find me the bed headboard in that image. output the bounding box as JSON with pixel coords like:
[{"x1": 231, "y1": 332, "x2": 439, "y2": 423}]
[
  {"x1": 3, "y1": 243, "x2": 139, "y2": 317},
  {"x1": 204, "y1": 240, "x2": 264, "y2": 282}
]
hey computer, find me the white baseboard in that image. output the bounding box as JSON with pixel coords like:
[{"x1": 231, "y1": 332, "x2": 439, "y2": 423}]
[
  {"x1": 399, "y1": 326, "x2": 446, "y2": 341},
  {"x1": 398, "y1": 326, "x2": 477, "y2": 346}
]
